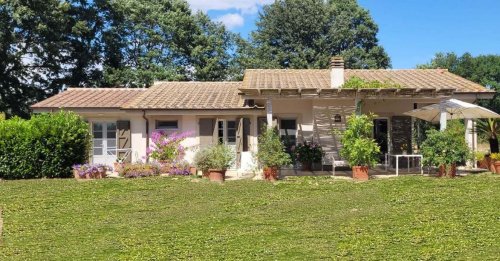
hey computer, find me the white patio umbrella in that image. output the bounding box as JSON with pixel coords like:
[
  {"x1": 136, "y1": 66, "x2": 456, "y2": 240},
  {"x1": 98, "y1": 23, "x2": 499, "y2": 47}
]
[{"x1": 404, "y1": 99, "x2": 500, "y2": 130}]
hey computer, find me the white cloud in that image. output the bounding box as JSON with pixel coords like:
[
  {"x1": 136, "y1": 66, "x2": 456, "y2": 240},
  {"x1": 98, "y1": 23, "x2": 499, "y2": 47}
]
[
  {"x1": 215, "y1": 13, "x2": 245, "y2": 30},
  {"x1": 187, "y1": 0, "x2": 274, "y2": 14}
]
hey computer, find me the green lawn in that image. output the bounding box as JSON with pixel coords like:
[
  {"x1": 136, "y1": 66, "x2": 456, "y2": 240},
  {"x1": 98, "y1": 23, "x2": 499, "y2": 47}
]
[{"x1": 0, "y1": 175, "x2": 499, "y2": 260}]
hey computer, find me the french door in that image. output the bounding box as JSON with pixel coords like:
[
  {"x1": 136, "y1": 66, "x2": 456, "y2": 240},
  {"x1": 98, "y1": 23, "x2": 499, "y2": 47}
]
[{"x1": 92, "y1": 122, "x2": 117, "y2": 165}]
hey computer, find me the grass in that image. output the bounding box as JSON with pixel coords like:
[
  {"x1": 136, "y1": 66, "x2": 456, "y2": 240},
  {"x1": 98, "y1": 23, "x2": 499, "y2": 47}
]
[{"x1": 0, "y1": 174, "x2": 499, "y2": 260}]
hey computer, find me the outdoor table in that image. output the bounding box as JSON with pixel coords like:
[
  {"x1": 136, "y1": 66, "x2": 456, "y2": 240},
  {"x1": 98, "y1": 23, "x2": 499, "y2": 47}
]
[{"x1": 385, "y1": 154, "x2": 423, "y2": 176}]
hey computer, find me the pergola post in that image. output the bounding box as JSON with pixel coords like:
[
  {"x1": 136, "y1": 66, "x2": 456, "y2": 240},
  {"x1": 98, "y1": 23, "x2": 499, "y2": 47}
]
[
  {"x1": 266, "y1": 98, "x2": 273, "y2": 129},
  {"x1": 439, "y1": 107, "x2": 447, "y2": 131},
  {"x1": 465, "y1": 118, "x2": 477, "y2": 168}
]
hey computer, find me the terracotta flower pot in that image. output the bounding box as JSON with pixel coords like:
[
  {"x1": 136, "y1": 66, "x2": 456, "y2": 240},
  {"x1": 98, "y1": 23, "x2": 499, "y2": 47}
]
[
  {"x1": 489, "y1": 160, "x2": 497, "y2": 174},
  {"x1": 439, "y1": 164, "x2": 457, "y2": 177},
  {"x1": 208, "y1": 169, "x2": 226, "y2": 182},
  {"x1": 189, "y1": 167, "x2": 197, "y2": 175},
  {"x1": 73, "y1": 169, "x2": 81, "y2": 179},
  {"x1": 494, "y1": 161, "x2": 500, "y2": 174},
  {"x1": 352, "y1": 166, "x2": 369, "y2": 180},
  {"x1": 263, "y1": 166, "x2": 279, "y2": 181}
]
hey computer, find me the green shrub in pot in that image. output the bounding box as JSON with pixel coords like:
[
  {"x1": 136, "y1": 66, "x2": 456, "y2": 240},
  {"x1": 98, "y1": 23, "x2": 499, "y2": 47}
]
[
  {"x1": 340, "y1": 114, "x2": 380, "y2": 180},
  {"x1": 257, "y1": 128, "x2": 292, "y2": 180},
  {"x1": 194, "y1": 144, "x2": 234, "y2": 181}
]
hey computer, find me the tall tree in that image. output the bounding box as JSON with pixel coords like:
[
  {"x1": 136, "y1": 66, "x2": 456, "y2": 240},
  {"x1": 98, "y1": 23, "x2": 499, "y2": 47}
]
[
  {"x1": 1, "y1": 0, "x2": 239, "y2": 116},
  {"x1": 243, "y1": 0, "x2": 390, "y2": 69},
  {"x1": 102, "y1": 0, "x2": 238, "y2": 87},
  {"x1": 418, "y1": 52, "x2": 500, "y2": 113},
  {"x1": 0, "y1": 0, "x2": 70, "y2": 117}
]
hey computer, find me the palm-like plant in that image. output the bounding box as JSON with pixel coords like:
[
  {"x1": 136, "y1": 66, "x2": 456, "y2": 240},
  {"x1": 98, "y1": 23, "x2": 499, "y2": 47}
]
[{"x1": 476, "y1": 118, "x2": 499, "y2": 153}]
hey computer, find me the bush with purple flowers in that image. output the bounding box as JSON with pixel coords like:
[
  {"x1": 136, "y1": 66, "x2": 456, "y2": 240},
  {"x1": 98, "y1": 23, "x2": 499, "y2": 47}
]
[
  {"x1": 147, "y1": 131, "x2": 193, "y2": 163},
  {"x1": 72, "y1": 164, "x2": 112, "y2": 179},
  {"x1": 168, "y1": 161, "x2": 191, "y2": 176}
]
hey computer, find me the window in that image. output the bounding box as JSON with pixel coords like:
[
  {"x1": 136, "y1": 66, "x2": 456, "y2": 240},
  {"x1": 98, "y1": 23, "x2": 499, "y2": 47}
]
[
  {"x1": 156, "y1": 120, "x2": 178, "y2": 130},
  {"x1": 227, "y1": 121, "x2": 236, "y2": 144},
  {"x1": 217, "y1": 120, "x2": 237, "y2": 145},
  {"x1": 280, "y1": 119, "x2": 297, "y2": 154}
]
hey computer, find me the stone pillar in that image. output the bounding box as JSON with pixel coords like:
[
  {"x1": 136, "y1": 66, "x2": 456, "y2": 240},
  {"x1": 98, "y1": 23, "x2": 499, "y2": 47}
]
[
  {"x1": 439, "y1": 107, "x2": 447, "y2": 131},
  {"x1": 266, "y1": 98, "x2": 273, "y2": 129}
]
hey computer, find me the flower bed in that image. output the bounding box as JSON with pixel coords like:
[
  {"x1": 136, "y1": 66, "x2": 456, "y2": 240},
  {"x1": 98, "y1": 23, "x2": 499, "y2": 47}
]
[
  {"x1": 121, "y1": 163, "x2": 160, "y2": 178},
  {"x1": 72, "y1": 164, "x2": 112, "y2": 179}
]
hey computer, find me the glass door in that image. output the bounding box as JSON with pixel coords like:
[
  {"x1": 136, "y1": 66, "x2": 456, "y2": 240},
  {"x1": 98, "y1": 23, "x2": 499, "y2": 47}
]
[{"x1": 92, "y1": 122, "x2": 117, "y2": 165}]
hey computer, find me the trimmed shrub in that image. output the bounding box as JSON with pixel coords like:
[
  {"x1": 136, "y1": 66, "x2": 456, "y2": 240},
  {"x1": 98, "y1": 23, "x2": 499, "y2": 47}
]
[{"x1": 0, "y1": 111, "x2": 91, "y2": 179}]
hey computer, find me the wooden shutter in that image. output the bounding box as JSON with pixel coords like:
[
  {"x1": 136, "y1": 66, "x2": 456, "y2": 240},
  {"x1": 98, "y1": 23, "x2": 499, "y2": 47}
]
[
  {"x1": 235, "y1": 118, "x2": 244, "y2": 168},
  {"x1": 117, "y1": 120, "x2": 131, "y2": 163},
  {"x1": 391, "y1": 116, "x2": 412, "y2": 154},
  {"x1": 89, "y1": 122, "x2": 93, "y2": 163},
  {"x1": 213, "y1": 118, "x2": 220, "y2": 145},
  {"x1": 199, "y1": 118, "x2": 215, "y2": 148}
]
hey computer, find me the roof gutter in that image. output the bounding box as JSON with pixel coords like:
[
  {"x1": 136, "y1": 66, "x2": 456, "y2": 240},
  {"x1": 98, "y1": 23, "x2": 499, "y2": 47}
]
[{"x1": 142, "y1": 110, "x2": 149, "y2": 163}]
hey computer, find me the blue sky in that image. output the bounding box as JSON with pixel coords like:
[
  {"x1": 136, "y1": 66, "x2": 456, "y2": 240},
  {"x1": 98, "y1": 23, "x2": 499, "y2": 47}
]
[{"x1": 187, "y1": 0, "x2": 500, "y2": 68}]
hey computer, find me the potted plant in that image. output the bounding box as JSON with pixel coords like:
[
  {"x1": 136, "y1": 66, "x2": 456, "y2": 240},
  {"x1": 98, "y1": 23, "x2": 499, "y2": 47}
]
[
  {"x1": 114, "y1": 156, "x2": 126, "y2": 174},
  {"x1": 476, "y1": 118, "x2": 499, "y2": 154},
  {"x1": 491, "y1": 153, "x2": 500, "y2": 174},
  {"x1": 294, "y1": 142, "x2": 323, "y2": 171},
  {"x1": 475, "y1": 151, "x2": 488, "y2": 169},
  {"x1": 340, "y1": 114, "x2": 381, "y2": 180},
  {"x1": 194, "y1": 145, "x2": 234, "y2": 182},
  {"x1": 421, "y1": 120, "x2": 471, "y2": 177},
  {"x1": 257, "y1": 128, "x2": 292, "y2": 181}
]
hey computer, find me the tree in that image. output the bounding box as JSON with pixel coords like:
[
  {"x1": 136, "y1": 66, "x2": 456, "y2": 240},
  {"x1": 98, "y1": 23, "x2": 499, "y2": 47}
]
[
  {"x1": 0, "y1": 0, "x2": 70, "y2": 118},
  {"x1": 243, "y1": 0, "x2": 390, "y2": 69},
  {"x1": 1, "y1": 0, "x2": 239, "y2": 117},
  {"x1": 101, "y1": 0, "x2": 239, "y2": 87},
  {"x1": 418, "y1": 52, "x2": 500, "y2": 113}
]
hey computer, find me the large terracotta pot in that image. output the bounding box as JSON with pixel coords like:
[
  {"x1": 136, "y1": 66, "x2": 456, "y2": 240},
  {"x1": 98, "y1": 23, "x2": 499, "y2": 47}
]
[
  {"x1": 489, "y1": 159, "x2": 497, "y2": 174},
  {"x1": 189, "y1": 167, "x2": 197, "y2": 175},
  {"x1": 494, "y1": 161, "x2": 500, "y2": 174},
  {"x1": 208, "y1": 169, "x2": 226, "y2": 182},
  {"x1": 439, "y1": 164, "x2": 457, "y2": 177},
  {"x1": 352, "y1": 166, "x2": 369, "y2": 180},
  {"x1": 263, "y1": 166, "x2": 279, "y2": 181}
]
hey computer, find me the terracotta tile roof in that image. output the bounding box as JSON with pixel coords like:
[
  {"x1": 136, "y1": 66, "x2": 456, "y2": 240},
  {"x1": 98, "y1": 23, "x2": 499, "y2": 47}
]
[
  {"x1": 242, "y1": 69, "x2": 489, "y2": 92},
  {"x1": 31, "y1": 88, "x2": 145, "y2": 109},
  {"x1": 124, "y1": 82, "x2": 244, "y2": 109}
]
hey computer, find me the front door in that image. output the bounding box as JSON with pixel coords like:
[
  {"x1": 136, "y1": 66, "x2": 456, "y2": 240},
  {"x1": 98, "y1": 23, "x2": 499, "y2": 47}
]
[
  {"x1": 92, "y1": 122, "x2": 117, "y2": 165},
  {"x1": 373, "y1": 119, "x2": 388, "y2": 162},
  {"x1": 216, "y1": 119, "x2": 237, "y2": 169}
]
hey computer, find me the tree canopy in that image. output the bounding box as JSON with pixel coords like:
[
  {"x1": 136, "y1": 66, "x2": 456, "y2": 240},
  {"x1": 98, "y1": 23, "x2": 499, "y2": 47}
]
[
  {"x1": 0, "y1": 0, "x2": 238, "y2": 117},
  {"x1": 418, "y1": 52, "x2": 500, "y2": 113},
  {"x1": 239, "y1": 0, "x2": 390, "y2": 70}
]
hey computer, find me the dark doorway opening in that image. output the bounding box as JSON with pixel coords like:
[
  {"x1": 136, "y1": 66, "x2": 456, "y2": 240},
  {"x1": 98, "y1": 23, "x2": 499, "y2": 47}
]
[{"x1": 373, "y1": 119, "x2": 388, "y2": 162}]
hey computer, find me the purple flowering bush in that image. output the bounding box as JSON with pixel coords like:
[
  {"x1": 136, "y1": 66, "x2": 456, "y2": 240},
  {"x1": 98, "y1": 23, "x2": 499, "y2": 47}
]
[
  {"x1": 294, "y1": 142, "x2": 324, "y2": 164},
  {"x1": 147, "y1": 131, "x2": 193, "y2": 163},
  {"x1": 121, "y1": 163, "x2": 160, "y2": 178},
  {"x1": 72, "y1": 164, "x2": 112, "y2": 179},
  {"x1": 168, "y1": 161, "x2": 191, "y2": 176}
]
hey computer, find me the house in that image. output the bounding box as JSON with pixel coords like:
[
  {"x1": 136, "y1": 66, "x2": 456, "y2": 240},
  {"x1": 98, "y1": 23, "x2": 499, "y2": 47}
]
[{"x1": 31, "y1": 57, "x2": 495, "y2": 172}]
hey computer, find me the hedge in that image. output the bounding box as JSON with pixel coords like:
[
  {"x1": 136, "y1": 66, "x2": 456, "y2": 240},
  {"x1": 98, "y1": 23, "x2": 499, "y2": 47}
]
[{"x1": 0, "y1": 111, "x2": 91, "y2": 179}]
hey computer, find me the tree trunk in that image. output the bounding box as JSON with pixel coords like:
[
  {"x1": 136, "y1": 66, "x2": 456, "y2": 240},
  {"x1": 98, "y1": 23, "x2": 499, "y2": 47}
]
[{"x1": 489, "y1": 138, "x2": 499, "y2": 153}]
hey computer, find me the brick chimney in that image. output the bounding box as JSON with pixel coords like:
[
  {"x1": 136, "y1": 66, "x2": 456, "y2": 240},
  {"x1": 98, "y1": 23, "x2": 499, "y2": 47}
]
[{"x1": 330, "y1": 56, "x2": 344, "y2": 88}]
